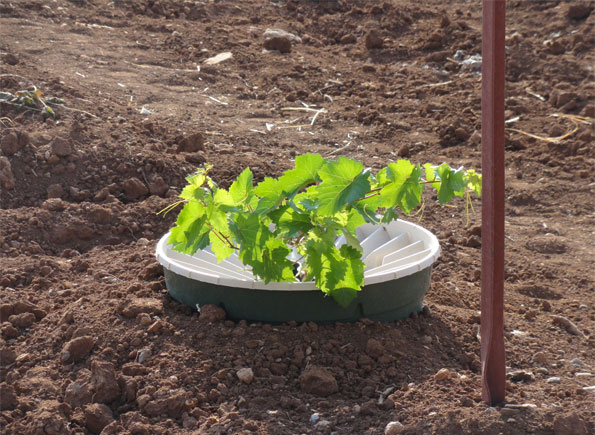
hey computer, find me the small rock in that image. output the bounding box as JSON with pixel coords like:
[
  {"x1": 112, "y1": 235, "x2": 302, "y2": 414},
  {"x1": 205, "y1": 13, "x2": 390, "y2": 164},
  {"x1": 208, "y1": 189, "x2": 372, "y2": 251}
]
[
  {"x1": 8, "y1": 312, "x2": 36, "y2": 328},
  {"x1": 147, "y1": 320, "x2": 163, "y2": 334},
  {"x1": 90, "y1": 360, "x2": 120, "y2": 404},
  {"x1": 552, "y1": 315, "x2": 584, "y2": 337},
  {"x1": 203, "y1": 52, "x2": 233, "y2": 65},
  {"x1": 309, "y1": 412, "x2": 320, "y2": 425},
  {"x1": 263, "y1": 28, "x2": 301, "y2": 53},
  {"x1": 365, "y1": 30, "x2": 384, "y2": 49},
  {"x1": 137, "y1": 313, "x2": 152, "y2": 326},
  {"x1": 1, "y1": 323, "x2": 19, "y2": 338},
  {"x1": 0, "y1": 348, "x2": 16, "y2": 366},
  {"x1": 50, "y1": 137, "x2": 73, "y2": 157},
  {"x1": 570, "y1": 358, "x2": 584, "y2": 367},
  {"x1": 500, "y1": 407, "x2": 520, "y2": 417},
  {"x1": 385, "y1": 421, "x2": 404, "y2": 434},
  {"x1": 546, "y1": 377, "x2": 561, "y2": 384},
  {"x1": 299, "y1": 366, "x2": 338, "y2": 396},
  {"x1": 198, "y1": 305, "x2": 226, "y2": 323},
  {"x1": 236, "y1": 367, "x2": 254, "y2": 384},
  {"x1": 84, "y1": 403, "x2": 114, "y2": 434},
  {"x1": 122, "y1": 177, "x2": 148, "y2": 201},
  {"x1": 360, "y1": 399, "x2": 377, "y2": 415},
  {"x1": 3, "y1": 53, "x2": 19, "y2": 65},
  {"x1": 509, "y1": 370, "x2": 534, "y2": 383},
  {"x1": 454, "y1": 127, "x2": 470, "y2": 141},
  {"x1": 1, "y1": 132, "x2": 20, "y2": 156},
  {"x1": 0, "y1": 156, "x2": 15, "y2": 189},
  {"x1": 122, "y1": 362, "x2": 148, "y2": 377},
  {"x1": 61, "y1": 336, "x2": 95, "y2": 363},
  {"x1": 65, "y1": 379, "x2": 93, "y2": 408},
  {"x1": 0, "y1": 383, "x2": 18, "y2": 410},
  {"x1": 397, "y1": 144, "x2": 410, "y2": 157},
  {"x1": 120, "y1": 298, "x2": 163, "y2": 319},
  {"x1": 434, "y1": 368, "x2": 451, "y2": 382},
  {"x1": 534, "y1": 352, "x2": 548, "y2": 365},
  {"x1": 137, "y1": 348, "x2": 152, "y2": 364},
  {"x1": 553, "y1": 412, "x2": 588, "y2": 435},
  {"x1": 148, "y1": 176, "x2": 169, "y2": 197},
  {"x1": 176, "y1": 132, "x2": 205, "y2": 153},
  {"x1": 42, "y1": 198, "x2": 66, "y2": 211},
  {"x1": 567, "y1": 3, "x2": 592, "y2": 19},
  {"x1": 365, "y1": 338, "x2": 384, "y2": 358}
]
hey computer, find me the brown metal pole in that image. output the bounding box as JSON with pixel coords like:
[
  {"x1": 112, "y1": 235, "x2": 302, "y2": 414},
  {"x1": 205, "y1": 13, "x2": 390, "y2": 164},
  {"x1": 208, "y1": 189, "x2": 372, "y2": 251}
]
[{"x1": 481, "y1": 0, "x2": 506, "y2": 405}]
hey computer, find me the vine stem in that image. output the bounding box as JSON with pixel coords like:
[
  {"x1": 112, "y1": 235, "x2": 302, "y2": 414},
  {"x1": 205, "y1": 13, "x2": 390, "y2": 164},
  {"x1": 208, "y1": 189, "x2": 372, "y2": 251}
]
[{"x1": 208, "y1": 225, "x2": 238, "y2": 250}]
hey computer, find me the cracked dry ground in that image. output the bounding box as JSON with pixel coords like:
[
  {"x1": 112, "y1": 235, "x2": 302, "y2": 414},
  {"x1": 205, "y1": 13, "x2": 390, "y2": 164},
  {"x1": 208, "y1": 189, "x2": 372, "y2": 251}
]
[{"x1": 0, "y1": 0, "x2": 594, "y2": 434}]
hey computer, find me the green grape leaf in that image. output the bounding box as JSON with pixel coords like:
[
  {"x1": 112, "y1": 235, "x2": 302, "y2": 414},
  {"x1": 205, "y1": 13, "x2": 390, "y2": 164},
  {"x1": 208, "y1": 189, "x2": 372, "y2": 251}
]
[
  {"x1": 276, "y1": 153, "x2": 325, "y2": 197},
  {"x1": 252, "y1": 238, "x2": 295, "y2": 283},
  {"x1": 168, "y1": 201, "x2": 210, "y2": 254},
  {"x1": 209, "y1": 231, "x2": 235, "y2": 262},
  {"x1": 179, "y1": 172, "x2": 207, "y2": 201},
  {"x1": 302, "y1": 232, "x2": 364, "y2": 307},
  {"x1": 464, "y1": 169, "x2": 482, "y2": 197},
  {"x1": 381, "y1": 207, "x2": 400, "y2": 224},
  {"x1": 254, "y1": 177, "x2": 283, "y2": 214},
  {"x1": 229, "y1": 167, "x2": 254, "y2": 205},
  {"x1": 378, "y1": 161, "x2": 423, "y2": 214},
  {"x1": 343, "y1": 230, "x2": 363, "y2": 254},
  {"x1": 435, "y1": 163, "x2": 466, "y2": 204},
  {"x1": 276, "y1": 207, "x2": 313, "y2": 239},
  {"x1": 316, "y1": 157, "x2": 371, "y2": 216}
]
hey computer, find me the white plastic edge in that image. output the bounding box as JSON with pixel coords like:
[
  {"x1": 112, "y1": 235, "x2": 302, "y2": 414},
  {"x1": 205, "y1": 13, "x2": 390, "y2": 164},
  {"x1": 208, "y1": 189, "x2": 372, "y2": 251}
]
[{"x1": 155, "y1": 219, "x2": 440, "y2": 292}]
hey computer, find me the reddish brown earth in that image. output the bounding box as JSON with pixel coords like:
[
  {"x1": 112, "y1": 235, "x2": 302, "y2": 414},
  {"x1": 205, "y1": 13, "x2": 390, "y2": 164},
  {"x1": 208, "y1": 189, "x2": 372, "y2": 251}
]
[{"x1": 1, "y1": 1, "x2": 594, "y2": 434}]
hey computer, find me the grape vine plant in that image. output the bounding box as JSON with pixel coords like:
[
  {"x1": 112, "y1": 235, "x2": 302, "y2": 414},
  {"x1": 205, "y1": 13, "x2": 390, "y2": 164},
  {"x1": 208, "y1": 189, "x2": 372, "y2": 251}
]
[{"x1": 160, "y1": 153, "x2": 481, "y2": 307}]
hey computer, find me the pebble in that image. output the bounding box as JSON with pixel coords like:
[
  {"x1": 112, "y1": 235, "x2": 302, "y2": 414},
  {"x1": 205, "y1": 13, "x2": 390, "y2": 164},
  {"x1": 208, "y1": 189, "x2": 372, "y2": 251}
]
[
  {"x1": 122, "y1": 177, "x2": 148, "y2": 201},
  {"x1": 384, "y1": 421, "x2": 404, "y2": 434},
  {"x1": 546, "y1": 377, "x2": 561, "y2": 384},
  {"x1": 236, "y1": 367, "x2": 254, "y2": 384},
  {"x1": 0, "y1": 156, "x2": 16, "y2": 189},
  {"x1": 203, "y1": 52, "x2": 233, "y2": 65},
  {"x1": 582, "y1": 386, "x2": 595, "y2": 392},
  {"x1": 263, "y1": 28, "x2": 301, "y2": 53},
  {"x1": 500, "y1": 407, "x2": 520, "y2": 416},
  {"x1": 365, "y1": 30, "x2": 384, "y2": 49},
  {"x1": 61, "y1": 336, "x2": 95, "y2": 363},
  {"x1": 434, "y1": 368, "x2": 451, "y2": 382},
  {"x1": 3, "y1": 53, "x2": 19, "y2": 65},
  {"x1": 299, "y1": 366, "x2": 338, "y2": 396},
  {"x1": 509, "y1": 370, "x2": 534, "y2": 383},
  {"x1": 570, "y1": 358, "x2": 584, "y2": 367},
  {"x1": 138, "y1": 348, "x2": 152, "y2": 364},
  {"x1": 575, "y1": 373, "x2": 592, "y2": 378},
  {"x1": 310, "y1": 413, "x2": 320, "y2": 425},
  {"x1": 50, "y1": 136, "x2": 74, "y2": 157},
  {"x1": 552, "y1": 316, "x2": 584, "y2": 337}
]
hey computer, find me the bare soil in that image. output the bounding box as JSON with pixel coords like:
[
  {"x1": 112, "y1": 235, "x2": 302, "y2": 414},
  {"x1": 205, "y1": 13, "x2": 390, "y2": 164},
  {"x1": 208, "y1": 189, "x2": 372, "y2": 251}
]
[{"x1": 1, "y1": 1, "x2": 594, "y2": 434}]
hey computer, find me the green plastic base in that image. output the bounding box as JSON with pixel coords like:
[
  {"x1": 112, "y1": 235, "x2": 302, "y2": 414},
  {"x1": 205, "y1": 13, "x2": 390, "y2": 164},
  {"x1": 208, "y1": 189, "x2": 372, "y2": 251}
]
[{"x1": 163, "y1": 267, "x2": 432, "y2": 323}]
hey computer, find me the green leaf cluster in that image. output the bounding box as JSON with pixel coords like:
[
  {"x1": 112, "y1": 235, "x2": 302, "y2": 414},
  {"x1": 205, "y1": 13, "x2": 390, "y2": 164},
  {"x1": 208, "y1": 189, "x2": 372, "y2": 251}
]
[{"x1": 164, "y1": 154, "x2": 481, "y2": 307}]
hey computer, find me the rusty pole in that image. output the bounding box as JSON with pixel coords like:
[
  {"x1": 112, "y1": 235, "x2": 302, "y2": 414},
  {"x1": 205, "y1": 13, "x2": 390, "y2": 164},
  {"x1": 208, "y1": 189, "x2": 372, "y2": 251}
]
[{"x1": 481, "y1": 0, "x2": 506, "y2": 405}]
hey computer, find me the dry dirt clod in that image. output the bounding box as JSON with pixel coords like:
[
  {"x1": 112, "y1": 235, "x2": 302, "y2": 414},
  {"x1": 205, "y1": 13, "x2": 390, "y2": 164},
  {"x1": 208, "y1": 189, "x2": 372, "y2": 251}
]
[
  {"x1": 122, "y1": 177, "x2": 148, "y2": 201},
  {"x1": 0, "y1": 156, "x2": 15, "y2": 189},
  {"x1": 299, "y1": 366, "x2": 338, "y2": 396},
  {"x1": 364, "y1": 30, "x2": 384, "y2": 49},
  {"x1": 84, "y1": 403, "x2": 114, "y2": 435},
  {"x1": 61, "y1": 335, "x2": 96, "y2": 363},
  {"x1": 263, "y1": 28, "x2": 301, "y2": 53},
  {"x1": 120, "y1": 298, "x2": 163, "y2": 319},
  {"x1": 198, "y1": 304, "x2": 226, "y2": 323},
  {"x1": 237, "y1": 367, "x2": 254, "y2": 384}
]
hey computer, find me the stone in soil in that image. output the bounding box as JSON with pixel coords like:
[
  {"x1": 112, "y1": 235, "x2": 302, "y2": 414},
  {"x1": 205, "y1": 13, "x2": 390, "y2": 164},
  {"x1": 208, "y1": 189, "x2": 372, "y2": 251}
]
[
  {"x1": 90, "y1": 360, "x2": 120, "y2": 404},
  {"x1": 50, "y1": 136, "x2": 74, "y2": 157},
  {"x1": 198, "y1": 304, "x2": 226, "y2": 323},
  {"x1": 0, "y1": 383, "x2": 18, "y2": 410},
  {"x1": 299, "y1": 366, "x2": 338, "y2": 396},
  {"x1": 120, "y1": 298, "x2": 163, "y2": 318},
  {"x1": 61, "y1": 335, "x2": 96, "y2": 363},
  {"x1": 237, "y1": 367, "x2": 254, "y2": 384},
  {"x1": 365, "y1": 338, "x2": 384, "y2": 358},
  {"x1": 122, "y1": 177, "x2": 148, "y2": 201},
  {"x1": 263, "y1": 28, "x2": 301, "y2": 53},
  {"x1": 84, "y1": 403, "x2": 114, "y2": 434},
  {"x1": 176, "y1": 132, "x2": 205, "y2": 153},
  {"x1": 0, "y1": 156, "x2": 15, "y2": 189},
  {"x1": 385, "y1": 420, "x2": 405, "y2": 434},
  {"x1": 553, "y1": 412, "x2": 588, "y2": 435},
  {"x1": 365, "y1": 30, "x2": 384, "y2": 49},
  {"x1": 8, "y1": 312, "x2": 36, "y2": 328},
  {"x1": 566, "y1": 3, "x2": 592, "y2": 20}
]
